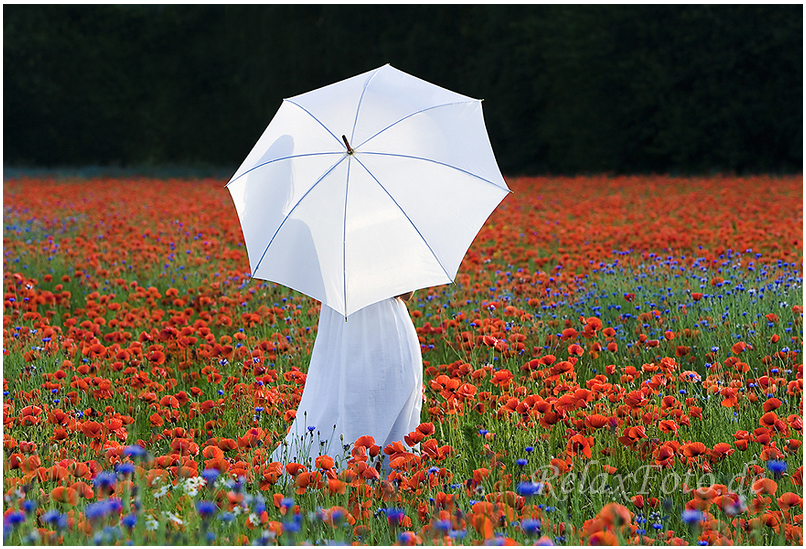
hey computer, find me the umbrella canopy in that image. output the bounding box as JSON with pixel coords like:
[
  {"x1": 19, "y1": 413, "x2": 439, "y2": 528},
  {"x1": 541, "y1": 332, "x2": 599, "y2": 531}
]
[{"x1": 227, "y1": 64, "x2": 510, "y2": 317}]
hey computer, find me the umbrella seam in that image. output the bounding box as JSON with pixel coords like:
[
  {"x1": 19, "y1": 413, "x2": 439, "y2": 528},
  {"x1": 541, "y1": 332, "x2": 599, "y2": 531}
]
[
  {"x1": 354, "y1": 101, "x2": 478, "y2": 150},
  {"x1": 250, "y1": 155, "x2": 348, "y2": 277},
  {"x1": 285, "y1": 99, "x2": 348, "y2": 151},
  {"x1": 358, "y1": 151, "x2": 512, "y2": 193},
  {"x1": 350, "y1": 66, "x2": 384, "y2": 147},
  {"x1": 226, "y1": 152, "x2": 343, "y2": 187},
  {"x1": 352, "y1": 156, "x2": 455, "y2": 286}
]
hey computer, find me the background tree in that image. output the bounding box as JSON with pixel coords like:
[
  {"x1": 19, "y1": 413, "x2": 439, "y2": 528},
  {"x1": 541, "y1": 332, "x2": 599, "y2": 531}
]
[{"x1": 4, "y1": 4, "x2": 801, "y2": 175}]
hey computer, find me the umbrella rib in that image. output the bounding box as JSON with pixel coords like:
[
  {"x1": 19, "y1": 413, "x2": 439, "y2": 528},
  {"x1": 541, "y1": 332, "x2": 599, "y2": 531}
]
[
  {"x1": 359, "y1": 151, "x2": 511, "y2": 193},
  {"x1": 354, "y1": 101, "x2": 478, "y2": 150},
  {"x1": 226, "y1": 152, "x2": 343, "y2": 187},
  {"x1": 251, "y1": 156, "x2": 348, "y2": 276},
  {"x1": 352, "y1": 156, "x2": 454, "y2": 284}
]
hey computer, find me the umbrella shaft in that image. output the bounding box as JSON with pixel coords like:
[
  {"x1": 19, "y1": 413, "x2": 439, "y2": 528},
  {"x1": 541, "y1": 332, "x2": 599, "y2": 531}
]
[{"x1": 342, "y1": 135, "x2": 354, "y2": 155}]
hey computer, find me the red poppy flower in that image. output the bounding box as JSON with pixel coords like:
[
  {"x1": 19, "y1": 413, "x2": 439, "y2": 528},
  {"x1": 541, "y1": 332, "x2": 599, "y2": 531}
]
[
  {"x1": 354, "y1": 435, "x2": 375, "y2": 449},
  {"x1": 731, "y1": 341, "x2": 747, "y2": 354},
  {"x1": 759, "y1": 411, "x2": 778, "y2": 428},
  {"x1": 752, "y1": 478, "x2": 778, "y2": 495},
  {"x1": 561, "y1": 328, "x2": 578, "y2": 341},
  {"x1": 285, "y1": 462, "x2": 306, "y2": 477},
  {"x1": 567, "y1": 343, "x2": 584, "y2": 356},
  {"x1": 80, "y1": 421, "x2": 103, "y2": 439},
  {"x1": 567, "y1": 434, "x2": 593, "y2": 459},
  {"x1": 707, "y1": 443, "x2": 734, "y2": 461},
  {"x1": 588, "y1": 530, "x2": 618, "y2": 545},
  {"x1": 482, "y1": 335, "x2": 498, "y2": 347},
  {"x1": 777, "y1": 492, "x2": 803, "y2": 511},
  {"x1": 416, "y1": 422, "x2": 435, "y2": 436},
  {"x1": 585, "y1": 414, "x2": 610, "y2": 430},
  {"x1": 763, "y1": 397, "x2": 782, "y2": 413},
  {"x1": 682, "y1": 442, "x2": 706, "y2": 458},
  {"x1": 658, "y1": 420, "x2": 680, "y2": 434},
  {"x1": 50, "y1": 486, "x2": 79, "y2": 505}
]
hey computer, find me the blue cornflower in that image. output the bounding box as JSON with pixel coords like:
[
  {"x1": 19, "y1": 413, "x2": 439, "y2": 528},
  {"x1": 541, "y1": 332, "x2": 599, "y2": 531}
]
[
  {"x1": 218, "y1": 512, "x2": 235, "y2": 522},
  {"x1": 449, "y1": 529, "x2": 467, "y2": 539},
  {"x1": 283, "y1": 518, "x2": 301, "y2": 533},
  {"x1": 516, "y1": 458, "x2": 528, "y2": 468},
  {"x1": 516, "y1": 482, "x2": 543, "y2": 497},
  {"x1": 41, "y1": 510, "x2": 62, "y2": 525},
  {"x1": 521, "y1": 518, "x2": 541, "y2": 536},
  {"x1": 433, "y1": 519, "x2": 451, "y2": 532},
  {"x1": 115, "y1": 462, "x2": 135, "y2": 476},
  {"x1": 93, "y1": 471, "x2": 117, "y2": 490},
  {"x1": 398, "y1": 532, "x2": 418, "y2": 544},
  {"x1": 697, "y1": 541, "x2": 708, "y2": 546},
  {"x1": 525, "y1": 446, "x2": 534, "y2": 453},
  {"x1": 196, "y1": 500, "x2": 218, "y2": 520},
  {"x1": 102, "y1": 525, "x2": 121, "y2": 542},
  {"x1": 280, "y1": 497, "x2": 294, "y2": 510},
  {"x1": 307, "y1": 425, "x2": 316, "y2": 432},
  {"x1": 652, "y1": 522, "x2": 663, "y2": 530},
  {"x1": 85, "y1": 502, "x2": 108, "y2": 522},
  {"x1": 330, "y1": 508, "x2": 345, "y2": 525},
  {"x1": 121, "y1": 514, "x2": 137, "y2": 530},
  {"x1": 201, "y1": 468, "x2": 219, "y2": 485},
  {"x1": 681, "y1": 509, "x2": 703, "y2": 525},
  {"x1": 22, "y1": 499, "x2": 36, "y2": 515},
  {"x1": 387, "y1": 508, "x2": 406, "y2": 527},
  {"x1": 106, "y1": 498, "x2": 123, "y2": 515},
  {"x1": 229, "y1": 478, "x2": 244, "y2": 493},
  {"x1": 767, "y1": 460, "x2": 787, "y2": 478}
]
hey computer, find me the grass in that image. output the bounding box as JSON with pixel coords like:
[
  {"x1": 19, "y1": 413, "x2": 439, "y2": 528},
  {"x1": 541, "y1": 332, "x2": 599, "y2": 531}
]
[{"x1": 2, "y1": 174, "x2": 802, "y2": 545}]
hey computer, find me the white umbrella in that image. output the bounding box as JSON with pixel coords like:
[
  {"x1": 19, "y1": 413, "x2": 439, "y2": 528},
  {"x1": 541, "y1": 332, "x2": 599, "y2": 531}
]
[{"x1": 227, "y1": 64, "x2": 511, "y2": 318}]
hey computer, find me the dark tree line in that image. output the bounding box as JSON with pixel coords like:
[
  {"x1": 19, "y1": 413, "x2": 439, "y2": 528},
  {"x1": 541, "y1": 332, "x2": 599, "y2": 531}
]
[{"x1": 4, "y1": 4, "x2": 802, "y2": 175}]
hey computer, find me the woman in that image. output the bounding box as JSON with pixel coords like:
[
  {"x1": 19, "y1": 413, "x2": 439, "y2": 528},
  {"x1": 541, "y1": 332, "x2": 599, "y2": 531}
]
[{"x1": 270, "y1": 291, "x2": 422, "y2": 469}]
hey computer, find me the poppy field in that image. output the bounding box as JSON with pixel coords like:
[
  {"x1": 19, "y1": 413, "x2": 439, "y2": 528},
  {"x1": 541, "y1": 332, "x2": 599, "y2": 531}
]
[{"x1": 2, "y1": 174, "x2": 803, "y2": 546}]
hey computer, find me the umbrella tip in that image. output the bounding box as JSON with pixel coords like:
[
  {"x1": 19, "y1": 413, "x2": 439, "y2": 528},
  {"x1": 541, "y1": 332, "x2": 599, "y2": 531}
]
[{"x1": 342, "y1": 135, "x2": 354, "y2": 155}]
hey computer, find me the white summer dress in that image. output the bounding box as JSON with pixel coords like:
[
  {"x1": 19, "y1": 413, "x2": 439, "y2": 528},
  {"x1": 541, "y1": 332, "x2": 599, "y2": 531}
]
[{"x1": 270, "y1": 296, "x2": 423, "y2": 468}]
